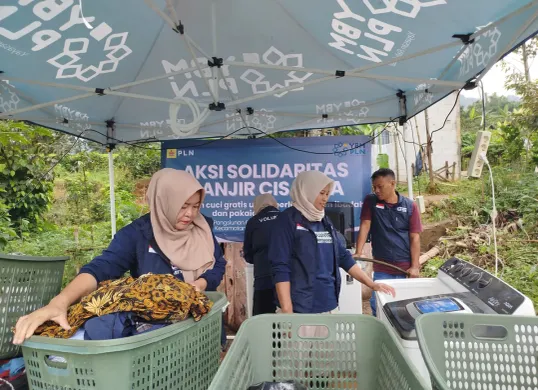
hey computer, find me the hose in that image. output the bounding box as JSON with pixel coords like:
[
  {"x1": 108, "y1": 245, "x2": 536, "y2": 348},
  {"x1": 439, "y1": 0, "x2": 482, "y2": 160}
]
[
  {"x1": 169, "y1": 98, "x2": 210, "y2": 137},
  {"x1": 354, "y1": 256, "x2": 410, "y2": 277}
]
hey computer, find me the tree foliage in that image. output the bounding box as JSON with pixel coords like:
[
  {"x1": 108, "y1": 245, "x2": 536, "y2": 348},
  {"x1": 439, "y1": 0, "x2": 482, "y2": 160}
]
[
  {"x1": 115, "y1": 143, "x2": 160, "y2": 179},
  {"x1": 0, "y1": 121, "x2": 56, "y2": 232}
]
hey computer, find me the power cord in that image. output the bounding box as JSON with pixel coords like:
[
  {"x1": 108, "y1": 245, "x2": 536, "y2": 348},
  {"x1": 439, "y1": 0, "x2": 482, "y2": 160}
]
[
  {"x1": 479, "y1": 152, "x2": 499, "y2": 277},
  {"x1": 252, "y1": 122, "x2": 394, "y2": 155}
]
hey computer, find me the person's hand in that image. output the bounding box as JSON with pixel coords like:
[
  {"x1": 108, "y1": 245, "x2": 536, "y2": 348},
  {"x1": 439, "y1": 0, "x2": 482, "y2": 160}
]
[
  {"x1": 408, "y1": 267, "x2": 420, "y2": 278},
  {"x1": 13, "y1": 301, "x2": 70, "y2": 345},
  {"x1": 189, "y1": 278, "x2": 207, "y2": 292},
  {"x1": 279, "y1": 305, "x2": 293, "y2": 314},
  {"x1": 372, "y1": 283, "x2": 396, "y2": 297},
  {"x1": 353, "y1": 252, "x2": 371, "y2": 260}
]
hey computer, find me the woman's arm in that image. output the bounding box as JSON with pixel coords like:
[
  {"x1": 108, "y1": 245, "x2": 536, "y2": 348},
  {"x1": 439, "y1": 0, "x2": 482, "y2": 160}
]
[
  {"x1": 13, "y1": 222, "x2": 139, "y2": 344},
  {"x1": 269, "y1": 214, "x2": 295, "y2": 313},
  {"x1": 13, "y1": 273, "x2": 97, "y2": 345},
  {"x1": 336, "y1": 235, "x2": 396, "y2": 297},
  {"x1": 198, "y1": 234, "x2": 227, "y2": 291},
  {"x1": 79, "y1": 223, "x2": 138, "y2": 283}
]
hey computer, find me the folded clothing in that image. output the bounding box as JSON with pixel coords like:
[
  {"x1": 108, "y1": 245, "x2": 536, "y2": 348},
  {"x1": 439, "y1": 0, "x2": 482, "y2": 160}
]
[
  {"x1": 32, "y1": 273, "x2": 213, "y2": 339},
  {"x1": 83, "y1": 312, "x2": 168, "y2": 340},
  {"x1": 0, "y1": 357, "x2": 25, "y2": 382},
  {"x1": 47, "y1": 316, "x2": 169, "y2": 363}
]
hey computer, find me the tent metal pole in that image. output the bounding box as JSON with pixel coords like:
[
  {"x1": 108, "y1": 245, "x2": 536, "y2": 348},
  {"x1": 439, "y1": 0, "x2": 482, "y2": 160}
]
[
  {"x1": 397, "y1": 122, "x2": 415, "y2": 200},
  {"x1": 108, "y1": 149, "x2": 117, "y2": 237},
  {"x1": 106, "y1": 121, "x2": 117, "y2": 237},
  {"x1": 404, "y1": 123, "x2": 414, "y2": 200},
  {"x1": 0, "y1": 92, "x2": 94, "y2": 118},
  {"x1": 224, "y1": 61, "x2": 463, "y2": 87}
]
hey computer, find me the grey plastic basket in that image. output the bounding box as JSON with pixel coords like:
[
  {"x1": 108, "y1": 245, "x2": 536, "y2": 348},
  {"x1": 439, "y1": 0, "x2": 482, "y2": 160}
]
[
  {"x1": 21, "y1": 292, "x2": 227, "y2": 390},
  {"x1": 209, "y1": 313, "x2": 429, "y2": 390},
  {"x1": 0, "y1": 253, "x2": 67, "y2": 359},
  {"x1": 416, "y1": 313, "x2": 538, "y2": 390}
]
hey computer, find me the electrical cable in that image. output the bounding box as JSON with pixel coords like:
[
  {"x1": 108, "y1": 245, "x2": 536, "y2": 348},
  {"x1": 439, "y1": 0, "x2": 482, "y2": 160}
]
[
  {"x1": 428, "y1": 89, "x2": 463, "y2": 141},
  {"x1": 35, "y1": 131, "x2": 86, "y2": 182},
  {"x1": 251, "y1": 122, "x2": 394, "y2": 155},
  {"x1": 479, "y1": 152, "x2": 500, "y2": 277}
]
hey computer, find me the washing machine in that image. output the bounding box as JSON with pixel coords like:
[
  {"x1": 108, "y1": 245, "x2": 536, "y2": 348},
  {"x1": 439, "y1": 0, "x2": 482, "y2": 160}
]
[{"x1": 376, "y1": 257, "x2": 536, "y2": 387}]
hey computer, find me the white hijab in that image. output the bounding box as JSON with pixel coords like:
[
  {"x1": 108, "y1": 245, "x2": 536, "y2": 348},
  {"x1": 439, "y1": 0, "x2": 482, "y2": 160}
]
[{"x1": 290, "y1": 170, "x2": 334, "y2": 222}]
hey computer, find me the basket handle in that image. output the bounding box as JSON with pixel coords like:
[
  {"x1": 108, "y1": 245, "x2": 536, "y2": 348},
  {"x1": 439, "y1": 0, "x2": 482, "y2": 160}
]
[
  {"x1": 44, "y1": 354, "x2": 69, "y2": 374},
  {"x1": 297, "y1": 325, "x2": 329, "y2": 339},
  {"x1": 470, "y1": 324, "x2": 508, "y2": 341}
]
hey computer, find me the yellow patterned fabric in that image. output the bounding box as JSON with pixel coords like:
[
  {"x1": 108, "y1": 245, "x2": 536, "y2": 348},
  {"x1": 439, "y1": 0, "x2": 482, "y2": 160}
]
[{"x1": 34, "y1": 273, "x2": 214, "y2": 339}]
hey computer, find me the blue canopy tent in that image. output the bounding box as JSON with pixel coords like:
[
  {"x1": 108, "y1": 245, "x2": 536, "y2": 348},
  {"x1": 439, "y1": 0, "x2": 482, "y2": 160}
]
[{"x1": 1, "y1": 0, "x2": 538, "y2": 235}]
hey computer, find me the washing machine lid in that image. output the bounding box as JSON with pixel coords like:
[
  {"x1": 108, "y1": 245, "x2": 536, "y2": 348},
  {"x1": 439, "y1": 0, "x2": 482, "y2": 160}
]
[{"x1": 383, "y1": 292, "x2": 494, "y2": 341}]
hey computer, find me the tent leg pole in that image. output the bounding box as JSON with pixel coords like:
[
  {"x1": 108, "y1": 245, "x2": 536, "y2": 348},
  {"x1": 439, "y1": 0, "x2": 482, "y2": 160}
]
[
  {"x1": 108, "y1": 149, "x2": 117, "y2": 238},
  {"x1": 404, "y1": 123, "x2": 414, "y2": 200}
]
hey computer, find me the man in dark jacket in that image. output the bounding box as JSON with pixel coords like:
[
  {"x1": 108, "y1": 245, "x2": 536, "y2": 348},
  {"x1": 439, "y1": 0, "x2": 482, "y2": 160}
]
[
  {"x1": 243, "y1": 194, "x2": 280, "y2": 315},
  {"x1": 355, "y1": 168, "x2": 423, "y2": 317}
]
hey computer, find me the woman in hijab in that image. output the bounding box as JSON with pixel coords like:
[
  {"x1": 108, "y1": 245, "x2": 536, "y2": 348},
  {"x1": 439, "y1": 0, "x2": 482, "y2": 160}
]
[
  {"x1": 269, "y1": 170, "x2": 395, "y2": 314},
  {"x1": 13, "y1": 168, "x2": 226, "y2": 344},
  {"x1": 243, "y1": 194, "x2": 280, "y2": 315}
]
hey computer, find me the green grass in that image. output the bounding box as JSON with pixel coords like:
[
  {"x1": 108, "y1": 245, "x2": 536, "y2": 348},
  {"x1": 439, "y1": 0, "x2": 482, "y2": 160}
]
[{"x1": 418, "y1": 168, "x2": 538, "y2": 311}]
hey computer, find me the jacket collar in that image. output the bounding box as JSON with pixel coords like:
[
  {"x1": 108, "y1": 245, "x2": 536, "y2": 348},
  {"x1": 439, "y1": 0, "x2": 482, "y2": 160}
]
[
  {"x1": 289, "y1": 206, "x2": 331, "y2": 231},
  {"x1": 375, "y1": 191, "x2": 404, "y2": 207}
]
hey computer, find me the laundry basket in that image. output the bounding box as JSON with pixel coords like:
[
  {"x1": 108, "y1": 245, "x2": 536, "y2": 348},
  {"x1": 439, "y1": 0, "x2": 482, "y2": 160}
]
[
  {"x1": 22, "y1": 291, "x2": 228, "y2": 390},
  {"x1": 0, "y1": 253, "x2": 67, "y2": 359},
  {"x1": 209, "y1": 314, "x2": 429, "y2": 390},
  {"x1": 416, "y1": 313, "x2": 538, "y2": 390}
]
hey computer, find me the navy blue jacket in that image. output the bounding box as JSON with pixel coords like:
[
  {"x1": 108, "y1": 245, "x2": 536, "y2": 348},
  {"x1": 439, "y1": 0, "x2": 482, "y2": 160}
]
[
  {"x1": 368, "y1": 193, "x2": 414, "y2": 262},
  {"x1": 243, "y1": 206, "x2": 280, "y2": 290},
  {"x1": 80, "y1": 214, "x2": 226, "y2": 291},
  {"x1": 269, "y1": 207, "x2": 356, "y2": 313}
]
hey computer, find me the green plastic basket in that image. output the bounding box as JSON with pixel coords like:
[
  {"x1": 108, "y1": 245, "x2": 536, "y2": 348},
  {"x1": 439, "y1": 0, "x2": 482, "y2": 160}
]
[
  {"x1": 209, "y1": 314, "x2": 429, "y2": 390},
  {"x1": 416, "y1": 313, "x2": 538, "y2": 390},
  {"x1": 21, "y1": 291, "x2": 228, "y2": 390},
  {"x1": 0, "y1": 253, "x2": 67, "y2": 359}
]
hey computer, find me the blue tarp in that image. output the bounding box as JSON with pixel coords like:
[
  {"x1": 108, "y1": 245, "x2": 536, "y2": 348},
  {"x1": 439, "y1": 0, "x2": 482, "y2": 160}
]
[{"x1": 1, "y1": 1, "x2": 537, "y2": 145}]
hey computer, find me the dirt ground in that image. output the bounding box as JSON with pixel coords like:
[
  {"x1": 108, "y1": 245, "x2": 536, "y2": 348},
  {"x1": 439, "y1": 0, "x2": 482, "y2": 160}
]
[{"x1": 421, "y1": 219, "x2": 456, "y2": 251}]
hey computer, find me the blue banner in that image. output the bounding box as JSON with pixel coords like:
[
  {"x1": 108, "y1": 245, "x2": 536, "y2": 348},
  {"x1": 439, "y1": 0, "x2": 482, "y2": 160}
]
[{"x1": 162, "y1": 136, "x2": 371, "y2": 242}]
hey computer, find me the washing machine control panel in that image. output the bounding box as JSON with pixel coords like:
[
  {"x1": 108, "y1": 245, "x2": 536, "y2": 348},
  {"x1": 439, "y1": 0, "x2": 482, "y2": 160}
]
[{"x1": 439, "y1": 257, "x2": 525, "y2": 314}]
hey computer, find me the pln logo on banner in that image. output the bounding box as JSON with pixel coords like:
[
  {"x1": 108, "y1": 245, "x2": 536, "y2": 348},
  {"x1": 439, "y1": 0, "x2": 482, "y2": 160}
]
[
  {"x1": 166, "y1": 149, "x2": 177, "y2": 159},
  {"x1": 333, "y1": 141, "x2": 367, "y2": 157}
]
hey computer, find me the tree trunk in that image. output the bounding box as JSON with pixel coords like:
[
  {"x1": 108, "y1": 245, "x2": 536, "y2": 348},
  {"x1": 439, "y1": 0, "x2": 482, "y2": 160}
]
[
  {"x1": 522, "y1": 43, "x2": 531, "y2": 82},
  {"x1": 420, "y1": 246, "x2": 440, "y2": 265}
]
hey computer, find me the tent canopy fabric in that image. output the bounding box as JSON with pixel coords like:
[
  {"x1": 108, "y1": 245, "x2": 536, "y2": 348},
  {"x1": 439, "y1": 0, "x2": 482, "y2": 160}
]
[{"x1": 1, "y1": 0, "x2": 538, "y2": 145}]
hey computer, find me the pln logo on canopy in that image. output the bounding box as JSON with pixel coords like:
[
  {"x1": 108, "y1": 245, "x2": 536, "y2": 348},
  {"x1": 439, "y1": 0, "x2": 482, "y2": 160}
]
[{"x1": 332, "y1": 142, "x2": 366, "y2": 157}]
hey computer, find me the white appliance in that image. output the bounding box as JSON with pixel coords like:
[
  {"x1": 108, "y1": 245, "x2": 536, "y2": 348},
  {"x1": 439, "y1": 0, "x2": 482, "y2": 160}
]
[
  {"x1": 376, "y1": 257, "x2": 536, "y2": 387},
  {"x1": 338, "y1": 258, "x2": 366, "y2": 314}
]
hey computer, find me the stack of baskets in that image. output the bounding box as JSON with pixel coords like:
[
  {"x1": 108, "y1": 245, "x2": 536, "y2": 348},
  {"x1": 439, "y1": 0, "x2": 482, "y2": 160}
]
[
  {"x1": 0, "y1": 254, "x2": 67, "y2": 360},
  {"x1": 416, "y1": 312, "x2": 538, "y2": 390},
  {"x1": 1, "y1": 253, "x2": 228, "y2": 390},
  {"x1": 209, "y1": 313, "x2": 429, "y2": 390}
]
